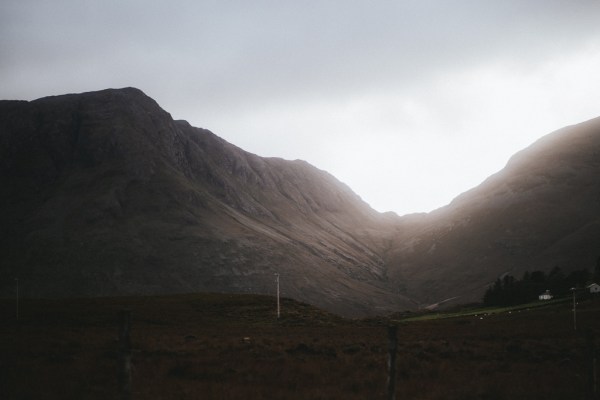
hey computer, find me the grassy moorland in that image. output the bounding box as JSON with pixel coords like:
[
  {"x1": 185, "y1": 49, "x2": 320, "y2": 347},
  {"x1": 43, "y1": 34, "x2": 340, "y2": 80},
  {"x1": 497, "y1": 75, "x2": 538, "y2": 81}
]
[{"x1": 1, "y1": 293, "x2": 599, "y2": 399}]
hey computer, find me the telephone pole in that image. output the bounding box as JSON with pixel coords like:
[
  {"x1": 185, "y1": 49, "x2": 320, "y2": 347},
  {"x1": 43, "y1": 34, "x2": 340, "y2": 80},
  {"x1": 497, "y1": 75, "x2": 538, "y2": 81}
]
[
  {"x1": 571, "y1": 287, "x2": 577, "y2": 331},
  {"x1": 275, "y1": 273, "x2": 280, "y2": 319}
]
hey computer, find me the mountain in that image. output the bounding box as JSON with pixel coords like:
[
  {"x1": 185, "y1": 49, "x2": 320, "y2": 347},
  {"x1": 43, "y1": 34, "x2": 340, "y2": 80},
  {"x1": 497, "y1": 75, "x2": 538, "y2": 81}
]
[
  {"x1": 385, "y1": 116, "x2": 600, "y2": 307},
  {"x1": 2, "y1": 87, "x2": 600, "y2": 315},
  {"x1": 0, "y1": 88, "x2": 409, "y2": 316}
]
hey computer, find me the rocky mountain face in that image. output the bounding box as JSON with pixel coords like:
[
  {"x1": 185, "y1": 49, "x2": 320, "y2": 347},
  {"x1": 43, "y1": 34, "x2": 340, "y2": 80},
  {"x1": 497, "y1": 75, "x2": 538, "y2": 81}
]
[
  {"x1": 2, "y1": 87, "x2": 599, "y2": 315},
  {"x1": 0, "y1": 88, "x2": 409, "y2": 316}
]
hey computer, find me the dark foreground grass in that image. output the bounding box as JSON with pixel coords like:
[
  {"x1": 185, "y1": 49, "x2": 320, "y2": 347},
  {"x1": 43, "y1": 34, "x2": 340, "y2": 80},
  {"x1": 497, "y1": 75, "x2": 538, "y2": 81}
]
[{"x1": 1, "y1": 293, "x2": 599, "y2": 399}]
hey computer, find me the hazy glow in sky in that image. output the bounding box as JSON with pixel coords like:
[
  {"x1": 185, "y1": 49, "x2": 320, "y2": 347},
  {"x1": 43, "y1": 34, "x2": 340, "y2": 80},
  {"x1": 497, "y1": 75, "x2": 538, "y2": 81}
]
[{"x1": 2, "y1": 1, "x2": 600, "y2": 214}]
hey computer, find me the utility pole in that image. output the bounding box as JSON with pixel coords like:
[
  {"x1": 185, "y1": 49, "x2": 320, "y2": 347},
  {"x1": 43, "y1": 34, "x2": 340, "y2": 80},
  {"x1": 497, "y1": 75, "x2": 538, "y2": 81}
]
[
  {"x1": 275, "y1": 273, "x2": 280, "y2": 319},
  {"x1": 387, "y1": 325, "x2": 398, "y2": 400},
  {"x1": 571, "y1": 287, "x2": 577, "y2": 331}
]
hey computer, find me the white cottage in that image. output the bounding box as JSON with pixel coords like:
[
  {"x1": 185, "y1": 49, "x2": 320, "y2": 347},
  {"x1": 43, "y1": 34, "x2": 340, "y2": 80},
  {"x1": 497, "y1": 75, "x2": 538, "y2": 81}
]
[
  {"x1": 538, "y1": 290, "x2": 553, "y2": 300},
  {"x1": 587, "y1": 283, "x2": 600, "y2": 294}
]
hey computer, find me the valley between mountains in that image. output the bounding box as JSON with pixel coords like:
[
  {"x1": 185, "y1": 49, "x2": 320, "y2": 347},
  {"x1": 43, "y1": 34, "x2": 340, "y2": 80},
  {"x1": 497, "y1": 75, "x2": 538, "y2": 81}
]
[{"x1": 2, "y1": 88, "x2": 600, "y2": 316}]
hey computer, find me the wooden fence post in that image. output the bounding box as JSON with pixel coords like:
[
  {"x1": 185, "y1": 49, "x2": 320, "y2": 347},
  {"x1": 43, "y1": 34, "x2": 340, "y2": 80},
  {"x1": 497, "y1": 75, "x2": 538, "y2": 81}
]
[
  {"x1": 387, "y1": 325, "x2": 398, "y2": 400},
  {"x1": 587, "y1": 328, "x2": 597, "y2": 400},
  {"x1": 15, "y1": 278, "x2": 19, "y2": 322},
  {"x1": 118, "y1": 310, "x2": 132, "y2": 400}
]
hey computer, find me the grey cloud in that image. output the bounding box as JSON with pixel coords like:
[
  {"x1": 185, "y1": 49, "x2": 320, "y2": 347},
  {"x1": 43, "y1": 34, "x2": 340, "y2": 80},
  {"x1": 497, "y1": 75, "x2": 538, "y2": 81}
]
[{"x1": 3, "y1": 1, "x2": 600, "y2": 103}]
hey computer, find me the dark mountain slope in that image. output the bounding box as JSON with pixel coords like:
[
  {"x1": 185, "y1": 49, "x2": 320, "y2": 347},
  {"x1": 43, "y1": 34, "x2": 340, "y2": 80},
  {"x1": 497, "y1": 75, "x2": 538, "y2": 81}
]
[
  {"x1": 4, "y1": 87, "x2": 600, "y2": 314},
  {"x1": 385, "y1": 116, "x2": 600, "y2": 307},
  {"x1": 0, "y1": 88, "x2": 409, "y2": 316}
]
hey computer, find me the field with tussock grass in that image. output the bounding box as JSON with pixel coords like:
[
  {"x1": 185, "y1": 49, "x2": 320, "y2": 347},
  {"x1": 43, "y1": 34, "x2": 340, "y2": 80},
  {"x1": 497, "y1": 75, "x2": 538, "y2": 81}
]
[{"x1": 1, "y1": 293, "x2": 599, "y2": 399}]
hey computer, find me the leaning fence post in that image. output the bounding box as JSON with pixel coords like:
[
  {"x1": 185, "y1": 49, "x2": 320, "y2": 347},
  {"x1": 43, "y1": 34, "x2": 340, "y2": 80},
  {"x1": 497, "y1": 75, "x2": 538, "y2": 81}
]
[
  {"x1": 118, "y1": 310, "x2": 132, "y2": 400},
  {"x1": 587, "y1": 328, "x2": 597, "y2": 400},
  {"x1": 387, "y1": 325, "x2": 398, "y2": 400}
]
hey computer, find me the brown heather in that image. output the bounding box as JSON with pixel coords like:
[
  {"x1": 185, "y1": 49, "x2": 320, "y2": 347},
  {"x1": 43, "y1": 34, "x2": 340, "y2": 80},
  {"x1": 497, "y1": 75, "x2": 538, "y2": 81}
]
[{"x1": 1, "y1": 293, "x2": 599, "y2": 399}]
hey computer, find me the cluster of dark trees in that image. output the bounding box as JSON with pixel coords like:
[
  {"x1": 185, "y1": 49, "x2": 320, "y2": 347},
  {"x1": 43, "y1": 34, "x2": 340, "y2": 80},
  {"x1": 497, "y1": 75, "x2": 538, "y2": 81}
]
[{"x1": 483, "y1": 264, "x2": 600, "y2": 307}]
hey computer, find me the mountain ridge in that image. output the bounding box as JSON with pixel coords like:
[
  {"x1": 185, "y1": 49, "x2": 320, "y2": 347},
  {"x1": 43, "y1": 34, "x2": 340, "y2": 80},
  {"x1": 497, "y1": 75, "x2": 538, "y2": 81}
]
[
  {"x1": 0, "y1": 87, "x2": 409, "y2": 316},
  {"x1": 385, "y1": 115, "x2": 600, "y2": 306},
  {"x1": 2, "y1": 87, "x2": 600, "y2": 315}
]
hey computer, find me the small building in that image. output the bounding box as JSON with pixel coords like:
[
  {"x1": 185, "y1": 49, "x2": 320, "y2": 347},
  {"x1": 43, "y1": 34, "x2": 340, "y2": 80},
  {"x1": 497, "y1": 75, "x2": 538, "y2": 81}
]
[
  {"x1": 539, "y1": 290, "x2": 553, "y2": 300},
  {"x1": 587, "y1": 283, "x2": 600, "y2": 294}
]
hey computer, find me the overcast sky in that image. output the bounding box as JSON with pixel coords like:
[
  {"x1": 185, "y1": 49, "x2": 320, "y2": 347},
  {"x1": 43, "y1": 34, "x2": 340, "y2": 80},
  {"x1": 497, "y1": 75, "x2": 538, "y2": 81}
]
[{"x1": 3, "y1": 1, "x2": 600, "y2": 215}]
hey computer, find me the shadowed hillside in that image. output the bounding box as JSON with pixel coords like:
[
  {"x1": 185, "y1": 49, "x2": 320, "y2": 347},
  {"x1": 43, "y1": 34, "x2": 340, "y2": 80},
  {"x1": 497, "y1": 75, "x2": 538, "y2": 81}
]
[
  {"x1": 0, "y1": 88, "x2": 409, "y2": 316},
  {"x1": 2, "y1": 87, "x2": 600, "y2": 314}
]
